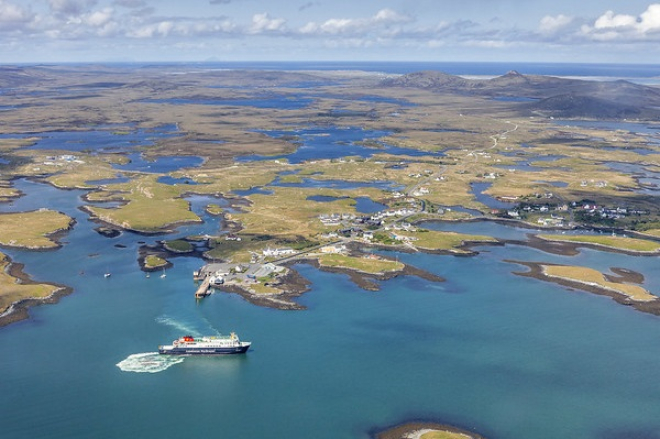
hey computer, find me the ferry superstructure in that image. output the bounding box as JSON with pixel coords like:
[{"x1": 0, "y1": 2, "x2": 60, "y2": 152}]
[{"x1": 158, "y1": 333, "x2": 251, "y2": 355}]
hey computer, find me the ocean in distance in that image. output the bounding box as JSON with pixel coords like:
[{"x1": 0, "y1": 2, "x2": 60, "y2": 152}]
[
  {"x1": 186, "y1": 61, "x2": 656, "y2": 85},
  {"x1": 27, "y1": 60, "x2": 660, "y2": 83},
  {"x1": 1, "y1": 63, "x2": 660, "y2": 439}
]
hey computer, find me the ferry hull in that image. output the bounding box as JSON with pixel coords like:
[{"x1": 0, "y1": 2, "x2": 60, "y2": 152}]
[{"x1": 159, "y1": 344, "x2": 250, "y2": 355}]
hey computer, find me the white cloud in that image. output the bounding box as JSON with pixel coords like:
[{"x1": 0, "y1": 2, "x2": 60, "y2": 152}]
[
  {"x1": 639, "y1": 3, "x2": 660, "y2": 32},
  {"x1": 581, "y1": 4, "x2": 660, "y2": 40},
  {"x1": 299, "y1": 8, "x2": 411, "y2": 36},
  {"x1": 129, "y1": 20, "x2": 174, "y2": 38},
  {"x1": 373, "y1": 8, "x2": 412, "y2": 25},
  {"x1": 0, "y1": 1, "x2": 33, "y2": 26},
  {"x1": 539, "y1": 14, "x2": 573, "y2": 34},
  {"x1": 249, "y1": 13, "x2": 286, "y2": 34},
  {"x1": 593, "y1": 11, "x2": 636, "y2": 30},
  {"x1": 84, "y1": 7, "x2": 114, "y2": 27}
]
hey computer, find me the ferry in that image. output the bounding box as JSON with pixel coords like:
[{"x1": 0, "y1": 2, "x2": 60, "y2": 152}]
[{"x1": 158, "y1": 333, "x2": 251, "y2": 355}]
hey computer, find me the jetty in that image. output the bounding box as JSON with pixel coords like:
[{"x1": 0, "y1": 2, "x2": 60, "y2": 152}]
[{"x1": 195, "y1": 276, "x2": 212, "y2": 298}]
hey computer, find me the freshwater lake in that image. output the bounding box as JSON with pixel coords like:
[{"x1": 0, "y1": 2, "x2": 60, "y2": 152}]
[{"x1": 2, "y1": 64, "x2": 660, "y2": 439}]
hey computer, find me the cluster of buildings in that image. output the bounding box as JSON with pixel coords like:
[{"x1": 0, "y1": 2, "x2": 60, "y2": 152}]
[
  {"x1": 577, "y1": 203, "x2": 649, "y2": 220},
  {"x1": 42, "y1": 155, "x2": 85, "y2": 167},
  {"x1": 502, "y1": 199, "x2": 651, "y2": 228},
  {"x1": 318, "y1": 203, "x2": 420, "y2": 233}
]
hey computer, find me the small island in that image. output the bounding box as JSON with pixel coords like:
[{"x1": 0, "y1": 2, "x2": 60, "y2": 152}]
[
  {"x1": 375, "y1": 422, "x2": 487, "y2": 439},
  {"x1": 510, "y1": 261, "x2": 660, "y2": 315}
]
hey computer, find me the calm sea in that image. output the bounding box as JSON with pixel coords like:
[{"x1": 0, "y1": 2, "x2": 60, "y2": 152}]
[{"x1": 1, "y1": 63, "x2": 660, "y2": 439}]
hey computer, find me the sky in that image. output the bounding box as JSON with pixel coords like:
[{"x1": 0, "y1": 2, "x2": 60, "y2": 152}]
[{"x1": 1, "y1": 0, "x2": 660, "y2": 63}]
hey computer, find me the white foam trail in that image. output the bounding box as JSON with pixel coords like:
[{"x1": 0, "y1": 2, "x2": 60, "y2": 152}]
[
  {"x1": 155, "y1": 315, "x2": 201, "y2": 336},
  {"x1": 199, "y1": 316, "x2": 222, "y2": 337},
  {"x1": 116, "y1": 352, "x2": 185, "y2": 373}
]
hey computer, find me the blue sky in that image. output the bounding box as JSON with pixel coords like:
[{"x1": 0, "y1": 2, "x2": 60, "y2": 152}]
[{"x1": 1, "y1": 0, "x2": 660, "y2": 63}]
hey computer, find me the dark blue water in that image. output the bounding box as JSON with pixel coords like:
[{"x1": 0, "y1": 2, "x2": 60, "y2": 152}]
[
  {"x1": 157, "y1": 176, "x2": 199, "y2": 186},
  {"x1": 236, "y1": 127, "x2": 442, "y2": 164},
  {"x1": 272, "y1": 177, "x2": 403, "y2": 191},
  {"x1": 232, "y1": 187, "x2": 274, "y2": 196},
  {"x1": 471, "y1": 182, "x2": 514, "y2": 209},
  {"x1": 307, "y1": 195, "x2": 387, "y2": 214},
  {"x1": 3, "y1": 124, "x2": 181, "y2": 153}
]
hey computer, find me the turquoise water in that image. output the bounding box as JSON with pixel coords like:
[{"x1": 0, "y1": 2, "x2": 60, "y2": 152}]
[{"x1": 2, "y1": 180, "x2": 660, "y2": 439}]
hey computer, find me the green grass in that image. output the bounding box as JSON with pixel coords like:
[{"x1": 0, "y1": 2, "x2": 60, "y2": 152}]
[
  {"x1": 0, "y1": 252, "x2": 62, "y2": 314},
  {"x1": 0, "y1": 210, "x2": 72, "y2": 249},
  {"x1": 392, "y1": 229, "x2": 497, "y2": 253},
  {"x1": 206, "y1": 204, "x2": 224, "y2": 215},
  {"x1": 538, "y1": 234, "x2": 660, "y2": 253},
  {"x1": 543, "y1": 264, "x2": 656, "y2": 302},
  {"x1": 164, "y1": 240, "x2": 194, "y2": 253},
  {"x1": 317, "y1": 253, "x2": 403, "y2": 274},
  {"x1": 144, "y1": 255, "x2": 168, "y2": 269},
  {"x1": 85, "y1": 175, "x2": 201, "y2": 232}
]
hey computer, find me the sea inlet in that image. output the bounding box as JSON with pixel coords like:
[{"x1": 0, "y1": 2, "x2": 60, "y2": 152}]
[{"x1": 1, "y1": 176, "x2": 660, "y2": 439}]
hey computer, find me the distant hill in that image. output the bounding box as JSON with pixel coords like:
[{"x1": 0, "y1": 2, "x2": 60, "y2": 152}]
[
  {"x1": 381, "y1": 70, "x2": 660, "y2": 119},
  {"x1": 0, "y1": 66, "x2": 46, "y2": 88}
]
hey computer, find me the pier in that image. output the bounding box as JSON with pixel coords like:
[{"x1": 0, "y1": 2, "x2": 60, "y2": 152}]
[{"x1": 195, "y1": 276, "x2": 211, "y2": 298}]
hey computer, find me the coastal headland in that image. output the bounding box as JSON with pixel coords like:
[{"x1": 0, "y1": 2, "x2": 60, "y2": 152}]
[{"x1": 0, "y1": 253, "x2": 72, "y2": 327}]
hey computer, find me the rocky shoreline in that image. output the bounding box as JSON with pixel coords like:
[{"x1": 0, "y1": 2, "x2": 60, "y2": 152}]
[{"x1": 0, "y1": 259, "x2": 73, "y2": 327}]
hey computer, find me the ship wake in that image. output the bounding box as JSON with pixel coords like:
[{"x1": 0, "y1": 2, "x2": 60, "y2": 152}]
[{"x1": 116, "y1": 352, "x2": 185, "y2": 373}]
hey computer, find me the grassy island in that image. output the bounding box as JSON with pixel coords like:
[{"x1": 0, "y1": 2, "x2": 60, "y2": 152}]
[
  {"x1": 420, "y1": 431, "x2": 473, "y2": 439},
  {"x1": 0, "y1": 209, "x2": 73, "y2": 249},
  {"x1": 542, "y1": 264, "x2": 657, "y2": 302},
  {"x1": 537, "y1": 234, "x2": 660, "y2": 253},
  {"x1": 143, "y1": 255, "x2": 168, "y2": 270},
  {"x1": 205, "y1": 204, "x2": 224, "y2": 215},
  {"x1": 376, "y1": 422, "x2": 486, "y2": 439}
]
